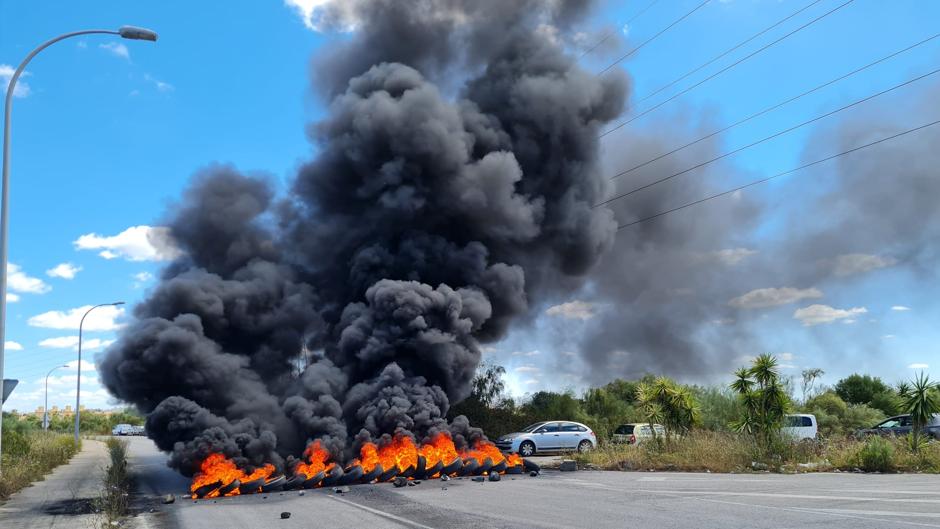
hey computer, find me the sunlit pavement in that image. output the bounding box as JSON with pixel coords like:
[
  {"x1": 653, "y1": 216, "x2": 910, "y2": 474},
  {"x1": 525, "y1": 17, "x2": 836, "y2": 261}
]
[{"x1": 126, "y1": 438, "x2": 940, "y2": 529}]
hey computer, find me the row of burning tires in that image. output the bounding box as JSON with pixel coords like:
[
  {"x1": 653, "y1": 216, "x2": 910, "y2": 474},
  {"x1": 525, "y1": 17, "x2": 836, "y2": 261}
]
[{"x1": 193, "y1": 456, "x2": 541, "y2": 498}]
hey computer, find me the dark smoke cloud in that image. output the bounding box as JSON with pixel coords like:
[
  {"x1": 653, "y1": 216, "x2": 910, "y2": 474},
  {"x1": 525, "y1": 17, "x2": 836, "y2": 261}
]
[
  {"x1": 100, "y1": 0, "x2": 626, "y2": 476},
  {"x1": 568, "y1": 81, "x2": 940, "y2": 385}
]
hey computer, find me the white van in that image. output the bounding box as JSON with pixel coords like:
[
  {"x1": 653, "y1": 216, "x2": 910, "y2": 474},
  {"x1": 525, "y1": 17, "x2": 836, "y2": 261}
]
[{"x1": 781, "y1": 414, "x2": 818, "y2": 440}]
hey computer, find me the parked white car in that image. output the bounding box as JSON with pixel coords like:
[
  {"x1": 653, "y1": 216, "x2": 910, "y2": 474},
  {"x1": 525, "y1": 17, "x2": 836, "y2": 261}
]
[{"x1": 781, "y1": 414, "x2": 818, "y2": 440}]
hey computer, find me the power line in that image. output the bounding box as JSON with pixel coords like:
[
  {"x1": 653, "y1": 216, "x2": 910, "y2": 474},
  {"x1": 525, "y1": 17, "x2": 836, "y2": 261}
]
[
  {"x1": 636, "y1": 0, "x2": 826, "y2": 106},
  {"x1": 579, "y1": 1, "x2": 660, "y2": 59},
  {"x1": 600, "y1": 0, "x2": 857, "y2": 138},
  {"x1": 597, "y1": 0, "x2": 710, "y2": 76},
  {"x1": 616, "y1": 118, "x2": 940, "y2": 229},
  {"x1": 594, "y1": 65, "x2": 940, "y2": 207},
  {"x1": 608, "y1": 32, "x2": 940, "y2": 182}
]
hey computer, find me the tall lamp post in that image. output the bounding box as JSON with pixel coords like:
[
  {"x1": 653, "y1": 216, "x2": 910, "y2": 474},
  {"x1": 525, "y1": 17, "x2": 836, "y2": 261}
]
[
  {"x1": 74, "y1": 302, "x2": 124, "y2": 445},
  {"x1": 0, "y1": 26, "x2": 156, "y2": 470},
  {"x1": 43, "y1": 364, "x2": 67, "y2": 431}
]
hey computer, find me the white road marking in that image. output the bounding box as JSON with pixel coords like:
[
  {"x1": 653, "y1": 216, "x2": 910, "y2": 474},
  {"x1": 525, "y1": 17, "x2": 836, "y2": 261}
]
[
  {"x1": 831, "y1": 489, "x2": 940, "y2": 496},
  {"x1": 686, "y1": 495, "x2": 940, "y2": 528},
  {"x1": 328, "y1": 494, "x2": 436, "y2": 529},
  {"x1": 636, "y1": 489, "x2": 940, "y2": 504},
  {"x1": 806, "y1": 508, "x2": 940, "y2": 518}
]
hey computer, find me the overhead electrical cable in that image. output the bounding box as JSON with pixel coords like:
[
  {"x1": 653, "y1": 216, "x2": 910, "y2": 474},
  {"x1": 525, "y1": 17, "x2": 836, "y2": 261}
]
[
  {"x1": 600, "y1": 0, "x2": 857, "y2": 138},
  {"x1": 615, "y1": 118, "x2": 940, "y2": 229},
  {"x1": 579, "y1": 1, "x2": 660, "y2": 59},
  {"x1": 636, "y1": 0, "x2": 826, "y2": 105},
  {"x1": 607, "y1": 32, "x2": 940, "y2": 182},
  {"x1": 594, "y1": 65, "x2": 940, "y2": 208},
  {"x1": 597, "y1": 0, "x2": 710, "y2": 76}
]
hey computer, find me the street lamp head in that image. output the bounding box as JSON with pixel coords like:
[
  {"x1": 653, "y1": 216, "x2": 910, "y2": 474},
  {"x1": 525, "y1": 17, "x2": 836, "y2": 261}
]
[
  {"x1": 118, "y1": 26, "x2": 158, "y2": 42},
  {"x1": 112, "y1": 301, "x2": 126, "y2": 306}
]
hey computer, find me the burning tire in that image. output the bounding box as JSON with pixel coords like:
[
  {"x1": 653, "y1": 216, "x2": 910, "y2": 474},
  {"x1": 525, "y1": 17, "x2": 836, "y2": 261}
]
[
  {"x1": 239, "y1": 478, "x2": 265, "y2": 495},
  {"x1": 217, "y1": 480, "x2": 241, "y2": 496},
  {"x1": 378, "y1": 465, "x2": 400, "y2": 482},
  {"x1": 440, "y1": 458, "x2": 462, "y2": 476},
  {"x1": 193, "y1": 480, "x2": 222, "y2": 499},
  {"x1": 302, "y1": 471, "x2": 325, "y2": 489},
  {"x1": 261, "y1": 475, "x2": 286, "y2": 492},
  {"x1": 360, "y1": 464, "x2": 383, "y2": 483},
  {"x1": 320, "y1": 466, "x2": 345, "y2": 487},
  {"x1": 337, "y1": 465, "x2": 364, "y2": 485}
]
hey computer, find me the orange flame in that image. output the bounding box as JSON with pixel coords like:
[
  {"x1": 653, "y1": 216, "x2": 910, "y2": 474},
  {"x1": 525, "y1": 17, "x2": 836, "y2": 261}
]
[
  {"x1": 190, "y1": 453, "x2": 274, "y2": 498},
  {"x1": 460, "y1": 439, "x2": 508, "y2": 465},
  {"x1": 419, "y1": 432, "x2": 460, "y2": 467},
  {"x1": 359, "y1": 435, "x2": 418, "y2": 473},
  {"x1": 295, "y1": 440, "x2": 335, "y2": 478}
]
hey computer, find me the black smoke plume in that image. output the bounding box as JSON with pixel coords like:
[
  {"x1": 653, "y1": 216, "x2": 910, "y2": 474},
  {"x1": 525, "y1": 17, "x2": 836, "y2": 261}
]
[{"x1": 100, "y1": 0, "x2": 626, "y2": 476}]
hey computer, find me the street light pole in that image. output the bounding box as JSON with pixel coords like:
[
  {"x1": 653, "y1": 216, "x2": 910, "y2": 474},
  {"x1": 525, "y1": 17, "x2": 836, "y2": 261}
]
[
  {"x1": 0, "y1": 26, "x2": 156, "y2": 471},
  {"x1": 74, "y1": 302, "x2": 124, "y2": 446},
  {"x1": 43, "y1": 364, "x2": 67, "y2": 431}
]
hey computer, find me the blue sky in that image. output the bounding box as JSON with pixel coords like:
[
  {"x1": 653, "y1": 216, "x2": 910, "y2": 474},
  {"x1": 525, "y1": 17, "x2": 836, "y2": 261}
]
[{"x1": 1, "y1": 0, "x2": 938, "y2": 411}]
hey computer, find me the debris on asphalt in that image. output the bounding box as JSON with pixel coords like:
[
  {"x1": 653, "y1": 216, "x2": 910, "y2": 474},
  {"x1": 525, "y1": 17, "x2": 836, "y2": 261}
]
[
  {"x1": 333, "y1": 486, "x2": 350, "y2": 494},
  {"x1": 488, "y1": 473, "x2": 501, "y2": 482},
  {"x1": 529, "y1": 471, "x2": 539, "y2": 477},
  {"x1": 281, "y1": 512, "x2": 291, "y2": 519},
  {"x1": 298, "y1": 491, "x2": 305, "y2": 496},
  {"x1": 471, "y1": 476, "x2": 485, "y2": 483},
  {"x1": 440, "y1": 475, "x2": 450, "y2": 482},
  {"x1": 559, "y1": 460, "x2": 577, "y2": 472},
  {"x1": 413, "y1": 480, "x2": 421, "y2": 485},
  {"x1": 393, "y1": 477, "x2": 408, "y2": 488},
  {"x1": 162, "y1": 494, "x2": 175, "y2": 504},
  {"x1": 407, "y1": 481, "x2": 416, "y2": 486}
]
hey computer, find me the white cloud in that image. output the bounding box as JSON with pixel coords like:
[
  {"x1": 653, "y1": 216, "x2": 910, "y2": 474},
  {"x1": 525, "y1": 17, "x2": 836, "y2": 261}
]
[
  {"x1": 144, "y1": 74, "x2": 174, "y2": 92},
  {"x1": 522, "y1": 378, "x2": 539, "y2": 385},
  {"x1": 74, "y1": 225, "x2": 181, "y2": 262},
  {"x1": 98, "y1": 41, "x2": 130, "y2": 60},
  {"x1": 711, "y1": 248, "x2": 757, "y2": 266},
  {"x1": 511, "y1": 350, "x2": 540, "y2": 357},
  {"x1": 133, "y1": 272, "x2": 153, "y2": 282},
  {"x1": 908, "y1": 363, "x2": 929, "y2": 369},
  {"x1": 514, "y1": 365, "x2": 541, "y2": 374},
  {"x1": 793, "y1": 304, "x2": 867, "y2": 326},
  {"x1": 891, "y1": 305, "x2": 911, "y2": 312},
  {"x1": 621, "y1": 23, "x2": 631, "y2": 37},
  {"x1": 545, "y1": 300, "x2": 596, "y2": 320},
  {"x1": 5, "y1": 340, "x2": 23, "y2": 351},
  {"x1": 28, "y1": 305, "x2": 125, "y2": 331},
  {"x1": 711, "y1": 318, "x2": 735, "y2": 325},
  {"x1": 6, "y1": 293, "x2": 19, "y2": 303},
  {"x1": 284, "y1": 0, "x2": 356, "y2": 31},
  {"x1": 0, "y1": 64, "x2": 30, "y2": 98},
  {"x1": 832, "y1": 253, "x2": 897, "y2": 277},
  {"x1": 729, "y1": 287, "x2": 822, "y2": 309},
  {"x1": 66, "y1": 359, "x2": 97, "y2": 372},
  {"x1": 76, "y1": 41, "x2": 88, "y2": 49},
  {"x1": 778, "y1": 353, "x2": 794, "y2": 362},
  {"x1": 47, "y1": 262, "x2": 82, "y2": 280},
  {"x1": 39, "y1": 336, "x2": 114, "y2": 351},
  {"x1": 882, "y1": 334, "x2": 896, "y2": 339},
  {"x1": 8, "y1": 263, "x2": 51, "y2": 294}
]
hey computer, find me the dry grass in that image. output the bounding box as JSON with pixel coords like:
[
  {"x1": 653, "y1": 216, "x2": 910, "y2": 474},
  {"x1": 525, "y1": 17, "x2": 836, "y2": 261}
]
[
  {"x1": 575, "y1": 431, "x2": 940, "y2": 474},
  {"x1": 97, "y1": 437, "x2": 131, "y2": 526},
  {"x1": 0, "y1": 431, "x2": 79, "y2": 500}
]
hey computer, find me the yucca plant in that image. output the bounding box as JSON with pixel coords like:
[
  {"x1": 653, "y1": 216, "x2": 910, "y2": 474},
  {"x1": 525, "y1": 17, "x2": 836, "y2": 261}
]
[
  {"x1": 635, "y1": 377, "x2": 699, "y2": 443},
  {"x1": 730, "y1": 354, "x2": 790, "y2": 447},
  {"x1": 901, "y1": 372, "x2": 939, "y2": 452}
]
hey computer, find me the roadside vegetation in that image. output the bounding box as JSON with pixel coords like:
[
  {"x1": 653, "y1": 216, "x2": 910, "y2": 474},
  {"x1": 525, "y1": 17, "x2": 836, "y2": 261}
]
[
  {"x1": 0, "y1": 420, "x2": 79, "y2": 500},
  {"x1": 450, "y1": 356, "x2": 940, "y2": 474},
  {"x1": 0, "y1": 407, "x2": 143, "y2": 501},
  {"x1": 97, "y1": 437, "x2": 131, "y2": 526}
]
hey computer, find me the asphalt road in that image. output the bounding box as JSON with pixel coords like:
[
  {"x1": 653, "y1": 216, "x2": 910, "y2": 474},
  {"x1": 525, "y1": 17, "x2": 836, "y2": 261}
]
[{"x1": 126, "y1": 438, "x2": 940, "y2": 529}]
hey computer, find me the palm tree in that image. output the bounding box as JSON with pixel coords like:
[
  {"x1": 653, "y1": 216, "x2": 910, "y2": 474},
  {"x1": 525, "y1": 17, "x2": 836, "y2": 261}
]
[
  {"x1": 902, "y1": 372, "x2": 939, "y2": 452},
  {"x1": 635, "y1": 377, "x2": 699, "y2": 443},
  {"x1": 730, "y1": 354, "x2": 790, "y2": 446}
]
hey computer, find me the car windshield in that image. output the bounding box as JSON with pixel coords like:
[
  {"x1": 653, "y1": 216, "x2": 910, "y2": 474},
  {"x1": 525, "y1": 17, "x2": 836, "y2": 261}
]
[{"x1": 521, "y1": 422, "x2": 546, "y2": 433}]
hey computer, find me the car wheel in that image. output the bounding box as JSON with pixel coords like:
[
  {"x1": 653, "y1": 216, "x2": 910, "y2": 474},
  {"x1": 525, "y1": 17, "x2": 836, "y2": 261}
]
[
  {"x1": 577, "y1": 440, "x2": 592, "y2": 453},
  {"x1": 519, "y1": 441, "x2": 536, "y2": 457}
]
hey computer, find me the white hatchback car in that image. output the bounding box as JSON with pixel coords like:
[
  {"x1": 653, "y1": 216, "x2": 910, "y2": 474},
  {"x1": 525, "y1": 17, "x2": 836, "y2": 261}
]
[{"x1": 494, "y1": 421, "x2": 597, "y2": 456}]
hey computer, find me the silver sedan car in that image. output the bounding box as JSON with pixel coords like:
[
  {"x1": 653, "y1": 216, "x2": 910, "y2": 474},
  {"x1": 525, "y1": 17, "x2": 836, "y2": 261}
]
[{"x1": 494, "y1": 420, "x2": 596, "y2": 456}]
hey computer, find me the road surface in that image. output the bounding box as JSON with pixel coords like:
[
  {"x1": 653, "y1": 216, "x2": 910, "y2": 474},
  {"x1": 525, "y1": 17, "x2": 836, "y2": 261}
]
[
  {"x1": 125, "y1": 438, "x2": 940, "y2": 528},
  {"x1": 0, "y1": 439, "x2": 108, "y2": 529}
]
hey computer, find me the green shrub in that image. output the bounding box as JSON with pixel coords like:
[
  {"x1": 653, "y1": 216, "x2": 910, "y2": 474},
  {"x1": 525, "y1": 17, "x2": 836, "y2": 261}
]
[
  {"x1": 0, "y1": 431, "x2": 80, "y2": 499},
  {"x1": 857, "y1": 437, "x2": 895, "y2": 472}
]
